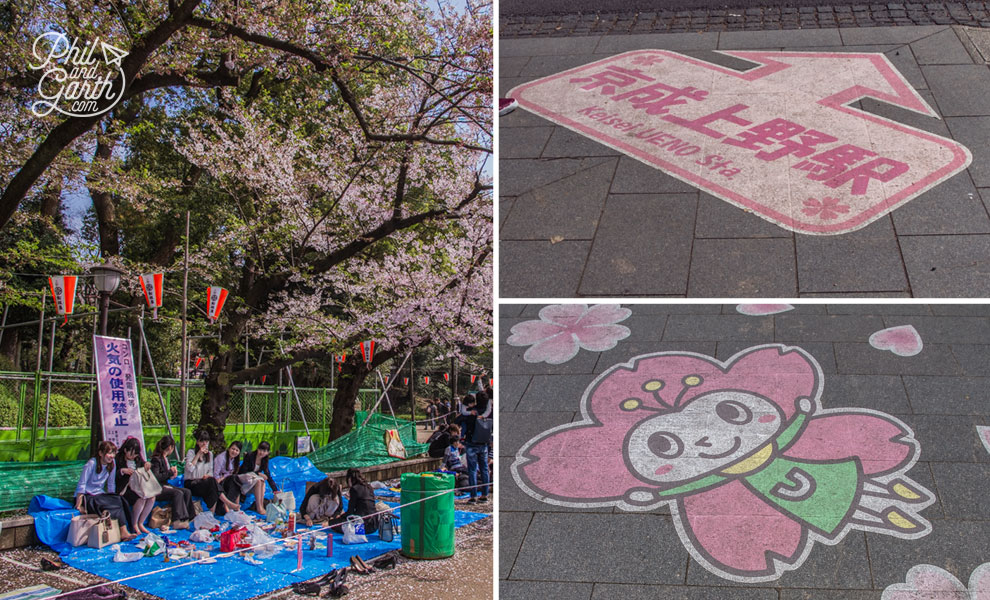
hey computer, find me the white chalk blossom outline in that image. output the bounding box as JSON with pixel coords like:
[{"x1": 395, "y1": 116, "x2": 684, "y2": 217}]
[
  {"x1": 507, "y1": 304, "x2": 632, "y2": 365},
  {"x1": 882, "y1": 562, "x2": 990, "y2": 600}
]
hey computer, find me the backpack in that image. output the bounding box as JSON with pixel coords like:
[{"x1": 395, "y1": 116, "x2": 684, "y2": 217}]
[{"x1": 471, "y1": 417, "x2": 492, "y2": 445}]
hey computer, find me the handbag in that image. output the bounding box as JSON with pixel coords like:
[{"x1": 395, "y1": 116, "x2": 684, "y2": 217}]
[
  {"x1": 471, "y1": 417, "x2": 493, "y2": 445},
  {"x1": 148, "y1": 506, "x2": 172, "y2": 529},
  {"x1": 87, "y1": 512, "x2": 120, "y2": 549},
  {"x1": 128, "y1": 469, "x2": 163, "y2": 499},
  {"x1": 68, "y1": 513, "x2": 102, "y2": 547},
  {"x1": 378, "y1": 514, "x2": 394, "y2": 543}
]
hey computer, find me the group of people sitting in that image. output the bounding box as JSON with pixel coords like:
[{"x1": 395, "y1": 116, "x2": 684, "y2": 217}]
[{"x1": 75, "y1": 433, "x2": 383, "y2": 541}]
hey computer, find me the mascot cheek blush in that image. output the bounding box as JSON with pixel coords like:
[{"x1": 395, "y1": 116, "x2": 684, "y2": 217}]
[{"x1": 511, "y1": 344, "x2": 935, "y2": 583}]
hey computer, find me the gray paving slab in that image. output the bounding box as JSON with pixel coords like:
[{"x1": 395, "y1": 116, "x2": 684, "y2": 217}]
[
  {"x1": 515, "y1": 374, "x2": 597, "y2": 412},
  {"x1": 822, "y1": 374, "x2": 912, "y2": 415},
  {"x1": 500, "y1": 197, "x2": 515, "y2": 229},
  {"x1": 501, "y1": 36, "x2": 604, "y2": 58},
  {"x1": 778, "y1": 591, "x2": 877, "y2": 600},
  {"x1": 837, "y1": 25, "x2": 950, "y2": 46},
  {"x1": 499, "y1": 511, "x2": 531, "y2": 580},
  {"x1": 510, "y1": 512, "x2": 688, "y2": 584},
  {"x1": 929, "y1": 304, "x2": 990, "y2": 317},
  {"x1": 499, "y1": 375, "x2": 533, "y2": 411},
  {"x1": 594, "y1": 341, "x2": 719, "y2": 373},
  {"x1": 717, "y1": 28, "x2": 843, "y2": 49},
  {"x1": 627, "y1": 304, "x2": 724, "y2": 315},
  {"x1": 500, "y1": 581, "x2": 593, "y2": 600},
  {"x1": 694, "y1": 192, "x2": 794, "y2": 239},
  {"x1": 500, "y1": 105, "x2": 553, "y2": 128},
  {"x1": 594, "y1": 32, "x2": 722, "y2": 56},
  {"x1": 825, "y1": 304, "x2": 933, "y2": 315},
  {"x1": 834, "y1": 342, "x2": 964, "y2": 375},
  {"x1": 773, "y1": 314, "x2": 887, "y2": 342},
  {"x1": 880, "y1": 315, "x2": 990, "y2": 344},
  {"x1": 500, "y1": 157, "x2": 613, "y2": 197},
  {"x1": 663, "y1": 314, "x2": 776, "y2": 341},
  {"x1": 905, "y1": 413, "x2": 990, "y2": 462},
  {"x1": 884, "y1": 46, "x2": 928, "y2": 90},
  {"x1": 801, "y1": 292, "x2": 913, "y2": 298},
  {"x1": 501, "y1": 55, "x2": 532, "y2": 78},
  {"x1": 499, "y1": 240, "x2": 590, "y2": 298},
  {"x1": 945, "y1": 117, "x2": 990, "y2": 187},
  {"x1": 609, "y1": 156, "x2": 699, "y2": 195},
  {"x1": 578, "y1": 194, "x2": 697, "y2": 296},
  {"x1": 688, "y1": 238, "x2": 798, "y2": 297},
  {"x1": 500, "y1": 304, "x2": 527, "y2": 318},
  {"x1": 899, "y1": 234, "x2": 990, "y2": 297},
  {"x1": 591, "y1": 584, "x2": 777, "y2": 600},
  {"x1": 795, "y1": 218, "x2": 908, "y2": 294},
  {"x1": 519, "y1": 54, "x2": 600, "y2": 78},
  {"x1": 951, "y1": 343, "x2": 990, "y2": 376},
  {"x1": 541, "y1": 126, "x2": 623, "y2": 159},
  {"x1": 909, "y1": 27, "x2": 975, "y2": 65},
  {"x1": 980, "y1": 188, "x2": 990, "y2": 216},
  {"x1": 500, "y1": 160, "x2": 616, "y2": 241},
  {"x1": 922, "y1": 65, "x2": 990, "y2": 117},
  {"x1": 501, "y1": 126, "x2": 554, "y2": 159},
  {"x1": 891, "y1": 171, "x2": 990, "y2": 235},
  {"x1": 715, "y1": 340, "x2": 838, "y2": 373},
  {"x1": 867, "y1": 519, "x2": 990, "y2": 589},
  {"x1": 859, "y1": 91, "x2": 950, "y2": 138},
  {"x1": 930, "y1": 462, "x2": 990, "y2": 519},
  {"x1": 685, "y1": 531, "x2": 872, "y2": 589},
  {"x1": 617, "y1": 314, "x2": 671, "y2": 340}
]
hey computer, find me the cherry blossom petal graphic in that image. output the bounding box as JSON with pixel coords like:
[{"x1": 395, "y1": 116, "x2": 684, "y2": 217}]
[
  {"x1": 977, "y1": 426, "x2": 990, "y2": 456},
  {"x1": 522, "y1": 332, "x2": 583, "y2": 365},
  {"x1": 736, "y1": 304, "x2": 795, "y2": 316},
  {"x1": 881, "y1": 564, "x2": 968, "y2": 600},
  {"x1": 538, "y1": 303, "x2": 591, "y2": 326},
  {"x1": 507, "y1": 321, "x2": 568, "y2": 346},
  {"x1": 507, "y1": 304, "x2": 631, "y2": 364},
  {"x1": 573, "y1": 304, "x2": 633, "y2": 327},
  {"x1": 869, "y1": 325, "x2": 924, "y2": 357},
  {"x1": 783, "y1": 412, "x2": 913, "y2": 475}
]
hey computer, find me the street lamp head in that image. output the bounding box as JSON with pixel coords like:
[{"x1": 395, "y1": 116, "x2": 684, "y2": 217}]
[{"x1": 90, "y1": 263, "x2": 124, "y2": 294}]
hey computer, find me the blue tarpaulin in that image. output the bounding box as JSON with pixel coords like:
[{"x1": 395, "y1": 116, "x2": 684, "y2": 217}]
[{"x1": 33, "y1": 499, "x2": 488, "y2": 600}]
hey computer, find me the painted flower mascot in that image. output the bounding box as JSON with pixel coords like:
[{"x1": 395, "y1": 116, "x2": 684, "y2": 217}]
[{"x1": 512, "y1": 344, "x2": 935, "y2": 582}]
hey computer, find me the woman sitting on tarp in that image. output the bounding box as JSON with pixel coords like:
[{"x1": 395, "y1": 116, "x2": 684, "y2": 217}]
[
  {"x1": 115, "y1": 438, "x2": 156, "y2": 535},
  {"x1": 184, "y1": 430, "x2": 241, "y2": 516},
  {"x1": 238, "y1": 441, "x2": 277, "y2": 514},
  {"x1": 300, "y1": 478, "x2": 344, "y2": 527},
  {"x1": 75, "y1": 441, "x2": 137, "y2": 541},
  {"x1": 150, "y1": 436, "x2": 194, "y2": 527},
  {"x1": 327, "y1": 468, "x2": 379, "y2": 534},
  {"x1": 214, "y1": 440, "x2": 244, "y2": 510}
]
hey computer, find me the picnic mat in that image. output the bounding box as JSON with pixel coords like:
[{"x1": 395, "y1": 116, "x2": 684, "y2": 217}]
[{"x1": 55, "y1": 504, "x2": 488, "y2": 600}]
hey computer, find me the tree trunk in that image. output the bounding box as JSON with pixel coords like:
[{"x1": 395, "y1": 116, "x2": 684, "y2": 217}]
[
  {"x1": 199, "y1": 350, "x2": 233, "y2": 451},
  {"x1": 328, "y1": 360, "x2": 369, "y2": 441}
]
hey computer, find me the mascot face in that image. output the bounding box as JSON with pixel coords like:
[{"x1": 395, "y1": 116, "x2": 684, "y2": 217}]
[{"x1": 625, "y1": 390, "x2": 785, "y2": 484}]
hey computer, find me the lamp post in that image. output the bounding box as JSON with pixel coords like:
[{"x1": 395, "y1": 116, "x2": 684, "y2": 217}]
[{"x1": 89, "y1": 263, "x2": 123, "y2": 457}]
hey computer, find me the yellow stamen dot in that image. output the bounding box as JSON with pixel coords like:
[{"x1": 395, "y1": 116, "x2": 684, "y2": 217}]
[
  {"x1": 683, "y1": 375, "x2": 702, "y2": 386},
  {"x1": 893, "y1": 483, "x2": 921, "y2": 500},
  {"x1": 887, "y1": 510, "x2": 916, "y2": 529},
  {"x1": 721, "y1": 444, "x2": 773, "y2": 475},
  {"x1": 643, "y1": 380, "x2": 664, "y2": 392},
  {"x1": 621, "y1": 399, "x2": 641, "y2": 411}
]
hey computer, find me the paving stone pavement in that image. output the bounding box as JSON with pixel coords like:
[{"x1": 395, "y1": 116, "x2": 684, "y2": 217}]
[
  {"x1": 498, "y1": 25, "x2": 990, "y2": 297},
  {"x1": 499, "y1": 303, "x2": 990, "y2": 599}
]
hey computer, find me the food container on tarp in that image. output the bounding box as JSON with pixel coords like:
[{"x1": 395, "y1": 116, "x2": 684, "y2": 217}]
[{"x1": 399, "y1": 472, "x2": 455, "y2": 559}]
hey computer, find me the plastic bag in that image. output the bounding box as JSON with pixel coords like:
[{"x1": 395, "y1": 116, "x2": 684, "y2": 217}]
[
  {"x1": 193, "y1": 511, "x2": 221, "y2": 531},
  {"x1": 265, "y1": 502, "x2": 287, "y2": 524},
  {"x1": 342, "y1": 515, "x2": 368, "y2": 545},
  {"x1": 110, "y1": 544, "x2": 144, "y2": 563},
  {"x1": 225, "y1": 511, "x2": 252, "y2": 526},
  {"x1": 189, "y1": 529, "x2": 212, "y2": 543},
  {"x1": 370, "y1": 481, "x2": 387, "y2": 490},
  {"x1": 137, "y1": 533, "x2": 164, "y2": 557},
  {"x1": 247, "y1": 523, "x2": 281, "y2": 557}
]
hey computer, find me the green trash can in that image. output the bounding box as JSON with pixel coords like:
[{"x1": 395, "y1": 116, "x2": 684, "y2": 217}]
[{"x1": 400, "y1": 472, "x2": 455, "y2": 559}]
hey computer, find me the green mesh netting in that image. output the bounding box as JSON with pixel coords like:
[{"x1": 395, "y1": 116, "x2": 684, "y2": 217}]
[
  {"x1": 308, "y1": 412, "x2": 429, "y2": 472},
  {"x1": 0, "y1": 460, "x2": 86, "y2": 512}
]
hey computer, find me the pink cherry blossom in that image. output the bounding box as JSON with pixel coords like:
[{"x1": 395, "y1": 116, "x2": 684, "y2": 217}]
[
  {"x1": 802, "y1": 196, "x2": 850, "y2": 221},
  {"x1": 506, "y1": 304, "x2": 631, "y2": 364}
]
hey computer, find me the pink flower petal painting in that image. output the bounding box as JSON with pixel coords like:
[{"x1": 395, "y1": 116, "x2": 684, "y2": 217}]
[
  {"x1": 736, "y1": 304, "x2": 795, "y2": 316},
  {"x1": 507, "y1": 304, "x2": 632, "y2": 365},
  {"x1": 869, "y1": 325, "x2": 924, "y2": 357},
  {"x1": 882, "y1": 563, "x2": 990, "y2": 600},
  {"x1": 511, "y1": 345, "x2": 935, "y2": 583}
]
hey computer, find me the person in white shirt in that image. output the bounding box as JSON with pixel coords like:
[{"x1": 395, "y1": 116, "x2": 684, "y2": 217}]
[
  {"x1": 75, "y1": 441, "x2": 137, "y2": 541},
  {"x1": 214, "y1": 440, "x2": 244, "y2": 510},
  {"x1": 183, "y1": 431, "x2": 241, "y2": 516}
]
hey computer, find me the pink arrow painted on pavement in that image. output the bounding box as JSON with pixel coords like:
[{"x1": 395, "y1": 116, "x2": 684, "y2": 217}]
[{"x1": 509, "y1": 51, "x2": 972, "y2": 235}]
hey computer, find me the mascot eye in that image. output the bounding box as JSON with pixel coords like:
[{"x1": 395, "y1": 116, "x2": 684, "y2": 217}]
[
  {"x1": 647, "y1": 431, "x2": 683, "y2": 458},
  {"x1": 715, "y1": 400, "x2": 753, "y2": 425}
]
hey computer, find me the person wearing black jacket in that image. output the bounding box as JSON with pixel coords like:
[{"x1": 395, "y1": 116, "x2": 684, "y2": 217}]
[
  {"x1": 237, "y1": 441, "x2": 277, "y2": 514},
  {"x1": 150, "y1": 436, "x2": 193, "y2": 525},
  {"x1": 428, "y1": 424, "x2": 461, "y2": 458},
  {"x1": 327, "y1": 468, "x2": 379, "y2": 534}
]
